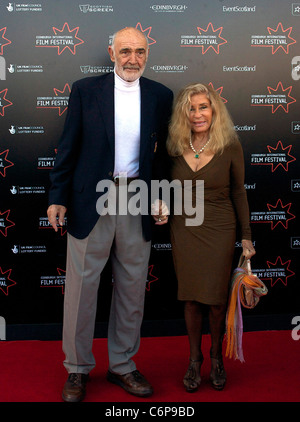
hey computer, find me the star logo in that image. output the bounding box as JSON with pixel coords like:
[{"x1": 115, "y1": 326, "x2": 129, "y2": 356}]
[
  {"x1": 267, "y1": 23, "x2": 296, "y2": 54},
  {"x1": 57, "y1": 224, "x2": 67, "y2": 236},
  {"x1": 0, "y1": 149, "x2": 14, "y2": 177},
  {"x1": 53, "y1": 22, "x2": 84, "y2": 55},
  {"x1": 136, "y1": 22, "x2": 156, "y2": 46},
  {"x1": 0, "y1": 89, "x2": 13, "y2": 116},
  {"x1": 293, "y1": 5, "x2": 300, "y2": 14},
  {"x1": 265, "y1": 256, "x2": 295, "y2": 287},
  {"x1": 53, "y1": 84, "x2": 70, "y2": 115},
  {"x1": 0, "y1": 210, "x2": 15, "y2": 237},
  {"x1": 266, "y1": 141, "x2": 296, "y2": 172},
  {"x1": 0, "y1": 27, "x2": 11, "y2": 54},
  {"x1": 146, "y1": 264, "x2": 158, "y2": 291},
  {"x1": 208, "y1": 83, "x2": 227, "y2": 103},
  {"x1": 197, "y1": 23, "x2": 227, "y2": 54},
  {"x1": 266, "y1": 199, "x2": 295, "y2": 230},
  {"x1": 267, "y1": 82, "x2": 296, "y2": 113},
  {"x1": 57, "y1": 268, "x2": 66, "y2": 294},
  {"x1": 0, "y1": 267, "x2": 16, "y2": 296}
]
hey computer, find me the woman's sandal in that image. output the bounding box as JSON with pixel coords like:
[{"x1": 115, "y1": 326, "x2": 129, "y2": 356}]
[
  {"x1": 209, "y1": 354, "x2": 227, "y2": 390},
  {"x1": 183, "y1": 355, "x2": 204, "y2": 393}
]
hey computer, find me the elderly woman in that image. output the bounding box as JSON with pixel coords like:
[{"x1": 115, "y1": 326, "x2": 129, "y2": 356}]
[{"x1": 167, "y1": 83, "x2": 255, "y2": 392}]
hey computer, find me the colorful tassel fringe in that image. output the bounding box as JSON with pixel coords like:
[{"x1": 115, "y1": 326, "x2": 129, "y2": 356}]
[{"x1": 225, "y1": 261, "x2": 268, "y2": 362}]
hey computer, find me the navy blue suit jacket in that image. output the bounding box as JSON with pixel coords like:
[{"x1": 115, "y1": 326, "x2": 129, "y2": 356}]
[{"x1": 48, "y1": 72, "x2": 173, "y2": 240}]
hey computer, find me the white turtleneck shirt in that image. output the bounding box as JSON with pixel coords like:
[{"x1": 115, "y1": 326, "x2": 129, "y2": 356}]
[{"x1": 113, "y1": 70, "x2": 141, "y2": 178}]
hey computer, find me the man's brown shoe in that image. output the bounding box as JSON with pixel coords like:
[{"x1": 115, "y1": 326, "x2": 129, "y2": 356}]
[
  {"x1": 62, "y1": 373, "x2": 89, "y2": 402},
  {"x1": 107, "y1": 370, "x2": 153, "y2": 397}
]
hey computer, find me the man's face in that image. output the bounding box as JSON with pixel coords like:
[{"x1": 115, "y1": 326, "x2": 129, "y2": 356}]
[{"x1": 108, "y1": 28, "x2": 149, "y2": 82}]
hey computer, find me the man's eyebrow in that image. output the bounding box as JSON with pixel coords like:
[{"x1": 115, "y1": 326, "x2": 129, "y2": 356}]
[{"x1": 119, "y1": 47, "x2": 146, "y2": 52}]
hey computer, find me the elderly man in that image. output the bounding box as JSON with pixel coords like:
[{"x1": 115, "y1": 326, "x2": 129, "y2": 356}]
[{"x1": 47, "y1": 27, "x2": 173, "y2": 402}]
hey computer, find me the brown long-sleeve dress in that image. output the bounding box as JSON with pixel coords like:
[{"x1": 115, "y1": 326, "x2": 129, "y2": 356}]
[{"x1": 170, "y1": 140, "x2": 251, "y2": 306}]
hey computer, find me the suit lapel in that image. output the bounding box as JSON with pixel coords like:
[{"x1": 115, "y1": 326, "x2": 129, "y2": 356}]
[
  {"x1": 96, "y1": 72, "x2": 115, "y2": 156},
  {"x1": 140, "y1": 78, "x2": 157, "y2": 166}
]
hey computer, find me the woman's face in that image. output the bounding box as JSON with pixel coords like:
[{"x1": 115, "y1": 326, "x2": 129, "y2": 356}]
[{"x1": 189, "y1": 93, "x2": 213, "y2": 135}]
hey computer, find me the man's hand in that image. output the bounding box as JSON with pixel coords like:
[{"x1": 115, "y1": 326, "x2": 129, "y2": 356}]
[{"x1": 47, "y1": 204, "x2": 67, "y2": 232}]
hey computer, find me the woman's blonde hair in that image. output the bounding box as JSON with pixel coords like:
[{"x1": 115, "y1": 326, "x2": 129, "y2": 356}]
[{"x1": 167, "y1": 83, "x2": 239, "y2": 157}]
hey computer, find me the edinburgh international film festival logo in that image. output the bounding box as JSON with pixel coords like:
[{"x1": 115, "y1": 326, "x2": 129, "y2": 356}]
[
  {"x1": 0, "y1": 267, "x2": 16, "y2": 296},
  {"x1": 251, "y1": 256, "x2": 295, "y2": 288},
  {"x1": 251, "y1": 82, "x2": 296, "y2": 113},
  {"x1": 180, "y1": 22, "x2": 227, "y2": 54},
  {"x1": 40, "y1": 268, "x2": 66, "y2": 294},
  {"x1": 250, "y1": 198, "x2": 295, "y2": 230},
  {"x1": 37, "y1": 84, "x2": 71, "y2": 116},
  {"x1": 251, "y1": 22, "x2": 296, "y2": 54},
  {"x1": 35, "y1": 22, "x2": 84, "y2": 55},
  {"x1": 250, "y1": 140, "x2": 296, "y2": 172}
]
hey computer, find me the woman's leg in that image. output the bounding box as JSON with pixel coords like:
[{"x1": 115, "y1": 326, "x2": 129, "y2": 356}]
[
  {"x1": 184, "y1": 301, "x2": 204, "y2": 360},
  {"x1": 183, "y1": 301, "x2": 204, "y2": 392},
  {"x1": 208, "y1": 304, "x2": 227, "y2": 390},
  {"x1": 208, "y1": 304, "x2": 227, "y2": 357}
]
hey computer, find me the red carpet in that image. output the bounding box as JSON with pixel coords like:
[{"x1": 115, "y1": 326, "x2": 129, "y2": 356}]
[{"x1": 0, "y1": 330, "x2": 299, "y2": 402}]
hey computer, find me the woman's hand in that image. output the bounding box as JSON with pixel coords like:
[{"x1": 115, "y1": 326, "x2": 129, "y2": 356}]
[{"x1": 242, "y1": 239, "x2": 256, "y2": 259}]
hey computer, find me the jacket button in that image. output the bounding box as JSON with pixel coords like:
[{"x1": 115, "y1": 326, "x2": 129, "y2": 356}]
[{"x1": 108, "y1": 171, "x2": 112, "y2": 176}]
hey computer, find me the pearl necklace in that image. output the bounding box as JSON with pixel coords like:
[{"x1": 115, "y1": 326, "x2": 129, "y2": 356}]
[{"x1": 189, "y1": 136, "x2": 211, "y2": 158}]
